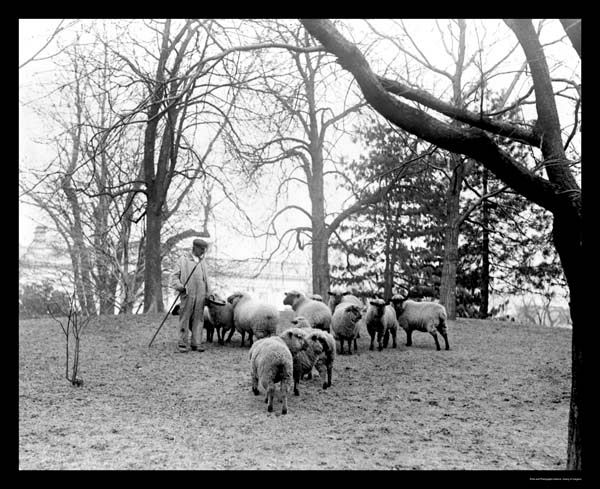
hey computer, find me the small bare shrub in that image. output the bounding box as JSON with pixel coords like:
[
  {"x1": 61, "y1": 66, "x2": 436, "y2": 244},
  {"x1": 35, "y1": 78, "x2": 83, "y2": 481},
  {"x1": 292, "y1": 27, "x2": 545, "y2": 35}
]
[{"x1": 48, "y1": 292, "x2": 92, "y2": 387}]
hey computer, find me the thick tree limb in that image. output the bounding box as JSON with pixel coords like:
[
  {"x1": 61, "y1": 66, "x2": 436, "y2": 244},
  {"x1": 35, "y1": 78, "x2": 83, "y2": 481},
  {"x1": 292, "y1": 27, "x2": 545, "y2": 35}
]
[
  {"x1": 377, "y1": 78, "x2": 539, "y2": 145},
  {"x1": 161, "y1": 229, "x2": 207, "y2": 257},
  {"x1": 504, "y1": 19, "x2": 580, "y2": 198},
  {"x1": 559, "y1": 19, "x2": 581, "y2": 58},
  {"x1": 300, "y1": 19, "x2": 559, "y2": 213}
]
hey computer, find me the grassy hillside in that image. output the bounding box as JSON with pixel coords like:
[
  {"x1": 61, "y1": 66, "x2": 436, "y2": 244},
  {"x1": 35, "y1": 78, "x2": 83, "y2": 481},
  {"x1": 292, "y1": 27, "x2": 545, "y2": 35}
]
[{"x1": 18, "y1": 312, "x2": 571, "y2": 470}]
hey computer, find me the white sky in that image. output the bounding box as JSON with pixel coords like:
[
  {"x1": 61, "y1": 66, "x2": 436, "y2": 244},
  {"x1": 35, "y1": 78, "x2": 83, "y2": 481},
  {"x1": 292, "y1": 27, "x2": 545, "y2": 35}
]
[{"x1": 19, "y1": 19, "x2": 580, "y2": 259}]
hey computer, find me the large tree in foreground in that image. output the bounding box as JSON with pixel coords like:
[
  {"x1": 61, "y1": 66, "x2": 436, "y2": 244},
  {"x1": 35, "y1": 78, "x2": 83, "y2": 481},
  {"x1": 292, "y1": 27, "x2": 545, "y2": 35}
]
[{"x1": 300, "y1": 18, "x2": 582, "y2": 470}]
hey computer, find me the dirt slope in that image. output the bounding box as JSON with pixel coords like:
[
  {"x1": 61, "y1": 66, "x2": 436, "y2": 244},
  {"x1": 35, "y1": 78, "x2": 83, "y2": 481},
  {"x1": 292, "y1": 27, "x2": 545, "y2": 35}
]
[{"x1": 18, "y1": 313, "x2": 571, "y2": 470}]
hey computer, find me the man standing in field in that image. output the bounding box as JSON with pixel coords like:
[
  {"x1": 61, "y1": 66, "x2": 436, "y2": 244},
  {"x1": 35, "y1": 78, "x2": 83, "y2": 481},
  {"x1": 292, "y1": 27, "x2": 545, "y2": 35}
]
[{"x1": 171, "y1": 237, "x2": 212, "y2": 353}]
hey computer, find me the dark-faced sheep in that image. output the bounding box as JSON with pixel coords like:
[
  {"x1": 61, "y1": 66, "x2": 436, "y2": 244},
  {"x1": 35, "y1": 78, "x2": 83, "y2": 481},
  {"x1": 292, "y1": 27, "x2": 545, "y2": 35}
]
[
  {"x1": 283, "y1": 290, "x2": 332, "y2": 332},
  {"x1": 204, "y1": 293, "x2": 234, "y2": 345},
  {"x1": 365, "y1": 298, "x2": 399, "y2": 352},
  {"x1": 390, "y1": 295, "x2": 449, "y2": 351},
  {"x1": 249, "y1": 330, "x2": 307, "y2": 414},
  {"x1": 327, "y1": 290, "x2": 363, "y2": 313}
]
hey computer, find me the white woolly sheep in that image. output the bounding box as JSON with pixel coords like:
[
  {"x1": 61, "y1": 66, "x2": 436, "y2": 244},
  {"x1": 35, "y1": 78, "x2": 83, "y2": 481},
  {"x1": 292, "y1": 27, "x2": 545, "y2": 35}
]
[
  {"x1": 390, "y1": 295, "x2": 450, "y2": 351},
  {"x1": 249, "y1": 330, "x2": 307, "y2": 414},
  {"x1": 331, "y1": 302, "x2": 363, "y2": 355},
  {"x1": 308, "y1": 293, "x2": 324, "y2": 302},
  {"x1": 283, "y1": 290, "x2": 332, "y2": 332},
  {"x1": 327, "y1": 290, "x2": 363, "y2": 313},
  {"x1": 227, "y1": 292, "x2": 279, "y2": 347},
  {"x1": 204, "y1": 293, "x2": 234, "y2": 345},
  {"x1": 364, "y1": 298, "x2": 399, "y2": 352}
]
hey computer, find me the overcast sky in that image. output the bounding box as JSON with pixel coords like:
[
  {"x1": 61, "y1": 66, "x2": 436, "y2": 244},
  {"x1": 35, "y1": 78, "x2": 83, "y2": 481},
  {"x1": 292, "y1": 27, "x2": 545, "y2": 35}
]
[{"x1": 19, "y1": 19, "x2": 580, "y2": 257}]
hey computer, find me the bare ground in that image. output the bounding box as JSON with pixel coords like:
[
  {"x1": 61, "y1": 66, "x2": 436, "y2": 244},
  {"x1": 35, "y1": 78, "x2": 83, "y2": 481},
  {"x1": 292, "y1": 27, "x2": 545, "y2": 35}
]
[{"x1": 18, "y1": 312, "x2": 571, "y2": 470}]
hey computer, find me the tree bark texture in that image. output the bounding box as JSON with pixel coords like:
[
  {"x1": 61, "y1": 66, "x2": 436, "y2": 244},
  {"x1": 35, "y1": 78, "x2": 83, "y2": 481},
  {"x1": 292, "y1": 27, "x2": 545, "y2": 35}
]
[
  {"x1": 439, "y1": 154, "x2": 466, "y2": 320},
  {"x1": 480, "y1": 169, "x2": 490, "y2": 318}
]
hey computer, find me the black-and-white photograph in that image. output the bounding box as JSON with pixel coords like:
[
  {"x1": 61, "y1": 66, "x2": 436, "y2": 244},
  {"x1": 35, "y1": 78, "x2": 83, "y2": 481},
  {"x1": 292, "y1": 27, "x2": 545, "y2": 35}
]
[{"x1": 19, "y1": 19, "x2": 583, "y2": 474}]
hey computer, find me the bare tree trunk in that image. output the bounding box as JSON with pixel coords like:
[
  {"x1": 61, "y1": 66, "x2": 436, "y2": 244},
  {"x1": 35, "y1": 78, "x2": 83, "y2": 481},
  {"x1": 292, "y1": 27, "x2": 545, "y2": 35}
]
[
  {"x1": 480, "y1": 169, "x2": 490, "y2": 318},
  {"x1": 439, "y1": 155, "x2": 465, "y2": 319},
  {"x1": 553, "y1": 211, "x2": 583, "y2": 470},
  {"x1": 310, "y1": 155, "x2": 330, "y2": 298},
  {"x1": 438, "y1": 20, "x2": 467, "y2": 320},
  {"x1": 143, "y1": 205, "x2": 164, "y2": 313}
]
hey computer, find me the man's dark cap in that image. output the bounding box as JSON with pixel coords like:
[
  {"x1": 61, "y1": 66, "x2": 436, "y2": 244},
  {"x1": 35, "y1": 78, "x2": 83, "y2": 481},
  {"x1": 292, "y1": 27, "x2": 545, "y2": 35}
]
[{"x1": 193, "y1": 238, "x2": 209, "y2": 248}]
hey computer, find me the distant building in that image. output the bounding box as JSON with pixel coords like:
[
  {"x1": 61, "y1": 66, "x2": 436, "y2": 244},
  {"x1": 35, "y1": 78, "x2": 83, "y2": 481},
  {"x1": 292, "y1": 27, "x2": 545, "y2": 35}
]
[
  {"x1": 19, "y1": 225, "x2": 312, "y2": 312},
  {"x1": 19, "y1": 225, "x2": 73, "y2": 288}
]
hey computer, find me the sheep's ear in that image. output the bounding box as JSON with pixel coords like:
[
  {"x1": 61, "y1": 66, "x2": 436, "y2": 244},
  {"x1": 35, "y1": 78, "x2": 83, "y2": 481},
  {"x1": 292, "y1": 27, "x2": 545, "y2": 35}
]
[
  {"x1": 342, "y1": 291, "x2": 351, "y2": 296},
  {"x1": 369, "y1": 300, "x2": 377, "y2": 305}
]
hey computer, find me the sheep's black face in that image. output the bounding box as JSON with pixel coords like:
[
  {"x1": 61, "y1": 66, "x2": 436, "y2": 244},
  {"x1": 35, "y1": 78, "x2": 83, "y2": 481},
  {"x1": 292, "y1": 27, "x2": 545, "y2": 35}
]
[
  {"x1": 369, "y1": 300, "x2": 387, "y2": 317},
  {"x1": 227, "y1": 293, "x2": 242, "y2": 305},
  {"x1": 207, "y1": 294, "x2": 226, "y2": 306},
  {"x1": 283, "y1": 292, "x2": 299, "y2": 307},
  {"x1": 347, "y1": 305, "x2": 362, "y2": 323},
  {"x1": 392, "y1": 300, "x2": 406, "y2": 314}
]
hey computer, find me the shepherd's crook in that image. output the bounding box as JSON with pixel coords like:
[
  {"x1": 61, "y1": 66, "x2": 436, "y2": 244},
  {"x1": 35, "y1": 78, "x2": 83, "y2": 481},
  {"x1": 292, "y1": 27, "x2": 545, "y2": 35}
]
[{"x1": 148, "y1": 260, "x2": 201, "y2": 347}]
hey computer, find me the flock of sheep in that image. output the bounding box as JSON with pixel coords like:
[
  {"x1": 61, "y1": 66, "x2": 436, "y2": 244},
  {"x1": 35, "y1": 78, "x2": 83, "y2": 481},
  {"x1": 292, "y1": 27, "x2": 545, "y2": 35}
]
[{"x1": 200, "y1": 290, "x2": 450, "y2": 415}]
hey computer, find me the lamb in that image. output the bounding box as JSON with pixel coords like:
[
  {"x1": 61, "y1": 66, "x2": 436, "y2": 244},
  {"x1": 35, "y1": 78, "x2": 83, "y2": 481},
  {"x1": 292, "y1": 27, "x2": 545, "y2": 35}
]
[
  {"x1": 249, "y1": 329, "x2": 308, "y2": 414},
  {"x1": 390, "y1": 295, "x2": 450, "y2": 351},
  {"x1": 288, "y1": 321, "x2": 336, "y2": 394},
  {"x1": 227, "y1": 292, "x2": 279, "y2": 347},
  {"x1": 283, "y1": 290, "x2": 332, "y2": 332},
  {"x1": 331, "y1": 302, "x2": 363, "y2": 355},
  {"x1": 204, "y1": 293, "x2": 234, "y2": 345},
  {"x1": 364, "y1": 298, "x2": 399, "y2": 352}
]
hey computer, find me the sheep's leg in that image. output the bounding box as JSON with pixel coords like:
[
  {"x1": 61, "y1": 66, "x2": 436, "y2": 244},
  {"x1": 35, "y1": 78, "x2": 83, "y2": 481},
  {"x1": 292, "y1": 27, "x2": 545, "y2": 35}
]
[
  {"x1": 440, "y1": 331, "x2": 450, "y2": 350},
  {"x1": 369, "y1": 331, "x2": 375, "y2": 351},
  {"x1": 280, "y1": 381, "x2": 289, "y2": 415},
  {"x1": 406, "y1": 329, "x2": 413, "y2": 347},
  {"x1": 266, "y1": 384, "x2": 275, "y2": 412},
  {"x1": 324, "y1": 363, "x2": 332, "y2": 388},
  {"x1": 353, "y1": 338, "x2": 358, "y2": 352},
  {"x1": 216, "y1": 327, "x2": 223, "y2": 345},
  {"x1": 293, "y1": 369, "x2": 301, "y2": 396},
  {"x1": 251, "y1": 366, "x2": 260, "y2": 395},
  {"x1": 248, "y1": 331, "x2": 254, "y2": 346},
  {"x1": 377, "y1": 330, "x2": 384, "y2": 351},
  {"x1": 206, "y1": 326, "x2": 213, "y2": 343},
  {"x1": 339, "y1": 340, "x2": 344, "y2": 355},
  {"x1": 430, "y1": 331, "x2": 441, "y2": 351},
  {"x1": 383, "y1": 329, "x2": 390, "y2": 348},
  {"x1": 225, "y1": 327, "x2": 235, "y2": 343},
  {"x1": 438, "y1": 321, "x2": 450, "y2": 350},
  {"x1": 391, "y1": 328, "x2": 397, "y2": 348},
  {"x1": 240, "y1": 331, "x2": 245, "y2": 347},
  {"x1": 347, "y1": 339, "x2": 354, "y2": 355}
]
